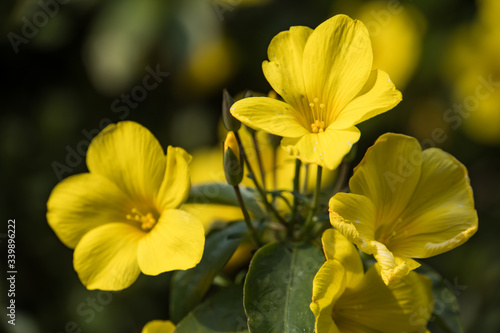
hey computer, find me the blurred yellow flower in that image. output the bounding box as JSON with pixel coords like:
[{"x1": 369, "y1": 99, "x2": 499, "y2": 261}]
[
  {"x1": 47, "y1": 121, "x2": 205, "y2": 290},
  {"x1": 179, "y1": 36, "x2": 237, "y2": 96},
  {"x1": 230, "y1": 14, "x2": 401, "y2": 169},
  {"x1": 330, "y1": 133, "x2": 478, "y2": 284},
  {"x1": 142, "y1": 320, "x2": 175, "y2": 333},
  {"x1": 354, "y1": 1, "x2": 425, "y2": 89},
  {"x1": 443, "y1": 0, "x2": 500, "y2": 144},
  {"x1": 311, "y1": 229, "x2": 433, "y2": 333},
  {"x1": 182, "y1": 146, "x2": 244, "y2": 232}
]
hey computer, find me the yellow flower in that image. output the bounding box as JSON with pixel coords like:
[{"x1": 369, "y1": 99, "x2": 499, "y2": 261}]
[
  {"x1": 47, "y1": 121, "x2": 205, "y2": 290},
  {"x1": 354, "y1": 1, "x2": 425, "y2": 90},
  {"x1": 142, "y1": 320, "x2": 175, "y2": 333},
  {"x1": 311, "y1": 229, "x2": 433, "y2": 333},
  {"x1": 441, "y1": 0, "x2": 500, "y2": 145},
  {"x1": 330, "y1": 133, "x2": 478, "y2": 284},
  {"x1": 230, "y1": 14, "x2": 402, "y2": 169}
]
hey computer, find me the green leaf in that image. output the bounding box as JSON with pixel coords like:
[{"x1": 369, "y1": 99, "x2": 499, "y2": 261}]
[
  {"x1": 187, "y1": 183, "x2": 266, "y2": 219},
  {"x1": 417, "y1": 263, "x2": 465, "y2": 333},
  {"x1": 170, "y1": 221, "x2": 247, "y2": 323},
  {"x1": 243, "y1": 242, "x2": 324, "y2": 333},
  {"x1": 176, "y1": 285, "x2": 248, "y2": 333}
]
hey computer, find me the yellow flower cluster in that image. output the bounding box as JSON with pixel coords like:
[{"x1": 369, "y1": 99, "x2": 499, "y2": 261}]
[
  {"x1": 46, "y1": 13, "x2": 477, "y2": 333},
  {"x1": 229, "y1": 14, "x2": 478, "y2": 331}
]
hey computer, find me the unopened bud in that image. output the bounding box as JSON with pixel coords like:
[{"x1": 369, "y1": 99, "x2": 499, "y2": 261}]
[
  {"x1": 222, "y1": 89, "x2": 241, "y2": 131},
  {"x1": 223, "y1": 131, "x2": 244, "y2": 185}
]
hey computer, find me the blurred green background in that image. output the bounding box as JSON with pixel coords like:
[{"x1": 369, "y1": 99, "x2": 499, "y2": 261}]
[{"x1": 1, "y1": 0, "x2": 499, "y2": 332}]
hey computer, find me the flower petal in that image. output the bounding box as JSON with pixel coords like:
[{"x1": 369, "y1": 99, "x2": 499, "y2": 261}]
[
  {"x1": 321, "y1": 229, "x2": 364, "y2": 289},
  {"x1": 47, "y1": 173, "x2": 132, "y2": 248},
  {"x1": 142, "y1": 320, "x2": 176, "y2": 333},
  {"x1": 86, "y1": 121, "x2": 166, "y2": 202},
  {"x1": 310, "y1": 260, "x2": 345, "y2": 333},
  {"x1": 263, "y1": 26, "x2": 312, "y2": 113},
  {"x1": 155, "y1": 146, "x2": 192, "y2": 210},
  {"x1": 349, "y1": 133, "x2": 422, "y2": 225},
  {"x1": 390, "y1": 148, "x2": 478, "y2": 258},
  {"x1": 369, "y1": 241, "x2": 420, "y2": 285},
  {"x1": 73, "y1": 223, "x2": 143, "y2": 290},
  {"x1": 230, "y1": 97, "x2": 309, "y2": 137},
  {"x1": 335, "y1": 264, "x2": 433, "y2": 333},
  {"x1": 281, "y1": 127, "x2": 360, "y2": 169},
  {"x1": 330, "y1": 193, "x2": 420, "y2": 284},
  {"x1": 138, "y1": 209, "x2": 204, "y2": 275},
  {"x1": 302, "y1": 15, "x2": 372, "y2": 122},
  {"x1": 329, "y1": 193, "x2": 377, "y2": 244},
  {"x1": 331, "y1": 70, "x2": 402, "y2": 129}
]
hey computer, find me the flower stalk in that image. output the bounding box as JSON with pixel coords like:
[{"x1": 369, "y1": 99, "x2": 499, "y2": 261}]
[
  {"x1": 233, "y1": 184, "x2": 262, "y2": 247},
  {"x1": 301, "y1": 165, "x2": 322, "y2": 239},
  {"x1": 288, "y1": 159, "x2": 302, "y2": 239},
  {"x1": 233, "y1": 131, "x2": 288, "y2": 227}
]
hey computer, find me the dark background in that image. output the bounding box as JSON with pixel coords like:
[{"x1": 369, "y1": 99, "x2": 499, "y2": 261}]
[{"x1": 1, "y1": 0, "x2": 499, "y2": 332}]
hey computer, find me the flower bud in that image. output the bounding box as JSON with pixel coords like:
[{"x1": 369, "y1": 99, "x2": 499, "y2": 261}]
[
  {"x1": 223, "y1": 131, "x2": 244, "y2": 185},
  {"x1": 222, "y1": 89, "x2": 241, "y2": 131}
]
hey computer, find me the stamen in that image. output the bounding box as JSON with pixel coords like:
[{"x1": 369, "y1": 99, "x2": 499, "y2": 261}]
[
  {"x1": 309, "y1": 98, "x2": 326, "y2": 133},
  {"x1": 126, "y1": 208, "x2": 157, "y2": 231}
]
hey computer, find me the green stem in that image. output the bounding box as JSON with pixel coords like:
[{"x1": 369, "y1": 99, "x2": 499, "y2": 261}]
[
  {"x1": 332, "y1": 161, "x2": 349, "y2": 195},
  {"x1": 301, "y1": 165, "x2": 323, "y2": 238},
  {"x1": 233, "y1": 185, "x2": 261, "y2": 246},
  {"x1": 288, "y1": 159, "x2": 301, "y2": 239},
  {"x1": 234, "y1": 131, "x2": 288, "y2": 226},
  {"x1": 301, "y1": 163, "x2": 310, "y2": 194},
  {"x1": 272, "y1": 147, "x2": 277, "y2": 191}
]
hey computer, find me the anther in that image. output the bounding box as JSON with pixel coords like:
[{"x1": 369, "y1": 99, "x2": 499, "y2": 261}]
[{"x1": 126, "y1": 208, "x2": 157, "y2": 231}]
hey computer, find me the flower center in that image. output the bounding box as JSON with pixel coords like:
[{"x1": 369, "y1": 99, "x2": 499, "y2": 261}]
[
  {"x1": 377, "y1": 231, "x2": 397, "y2": 245},
  {"x1": 375, "y1": 218, "x2": 404, "y2": 247},
  {"x1": 126, "y1": 208, "x2": 157, "y2": 231},
  {"x1": 309, "y1": 98, "x2": 326, "y2": 133}
]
